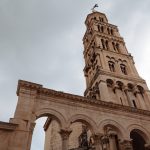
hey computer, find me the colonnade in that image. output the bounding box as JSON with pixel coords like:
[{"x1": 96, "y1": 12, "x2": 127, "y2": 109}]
[{"x1": 57, "y1": 128, "x2": 150, "y2": 150}]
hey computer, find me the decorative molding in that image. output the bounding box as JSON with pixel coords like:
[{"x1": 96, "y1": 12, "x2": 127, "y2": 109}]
[
  {"x1": 17, "y1": 80, "x2": 150, "y2": 118},
  {"x1": 17, "y1": 80, "x2": 42, "y2": 96},
  {"x1": 0, "y1": 121, "x2": 18, "y2": 131}
]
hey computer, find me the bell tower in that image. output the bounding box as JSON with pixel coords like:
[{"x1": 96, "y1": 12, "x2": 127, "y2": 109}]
[{"x1": 83, "y1": 11, "x2": 150, "y2": 110}]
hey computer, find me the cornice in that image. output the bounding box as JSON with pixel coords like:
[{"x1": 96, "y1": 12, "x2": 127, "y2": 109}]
[
  {"x1": 17, "y1": 80, "x2": 150, "y2": 118},
  {"x1": 0, "y1": 121, "x2": 18, "y2": 131},
  {"x1": 38, "y1": 87, "x2": 150, "y2": 117},
  {"x1": 17, "y1": 80, "x2": 43, "y2": 96},
  {"x1": 84, "y1": 69, "x2": 146, "y2": 94}
]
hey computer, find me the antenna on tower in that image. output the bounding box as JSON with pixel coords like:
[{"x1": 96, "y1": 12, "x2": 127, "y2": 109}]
[{"x1": 91, "y1": 4, "x2": 98, "y2": 12}]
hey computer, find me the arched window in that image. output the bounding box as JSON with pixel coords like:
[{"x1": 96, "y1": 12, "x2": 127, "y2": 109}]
[
  {"x1": 106, "y1": 79, "x2": 114, "y2": 87},
  {"x1": 101, "y1": 26, "x2": 104, "y2": 33},
  {"x1": 128, "y1": 83, "x2": 134, "y2": 90},
  {"x1": 108, "y1": 61, "x2": 115, "y2": 72},
  {"x1": 120, "y1": 97, "x2": 123, "y2": 105},
  {"x1": 98, "y1": 25, "x2": 101, "y2": 32},
  {"x1": 120, "y1": 64, "x2": 127, "y2": 75},
  {"x1": 137, "y1": 85, "x2": 144, "y2": 98},
  {"x1": 116, "y1": 81, "x2": 124, "y2": 90},
  {"x1": 132, "y1": 100, "x2": 137, "y2": 108},
  {"x1": 105, "y1": 40, "x2": 109, "y2": 50},
  {"x1": 111, "y1": 29, "x2": 114, "y2": 35},
  {"x1": 107, "y1": 28, "x2": 110, "y2": 34},
  {"x1": 116, "y1": 43, "x2": 120, "y2": 51},
  {"x1": 99, "y1": 17, "x2": 104, "y2": 22},
  {"x1": 101, "y1": 39, "x2": 105, "y2": 49},
  {"x1": 98, "y1": 25, "x2": 104, "y2": 33},
  {"x1": 130, "y1": 130, "x2": 146, "y2": 150},
  {"x1": 112, "y1": 42, "x2": 116, "y2": 51}
]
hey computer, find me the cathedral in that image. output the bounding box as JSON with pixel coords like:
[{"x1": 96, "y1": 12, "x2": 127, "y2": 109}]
[{"x1": 0, "y1": 9, "x2": 150, "y2": 150}]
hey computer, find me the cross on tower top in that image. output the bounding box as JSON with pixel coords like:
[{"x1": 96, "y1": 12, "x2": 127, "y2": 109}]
[{"x1": 91, "y1": 4, "x2": 99, "y2": 12}]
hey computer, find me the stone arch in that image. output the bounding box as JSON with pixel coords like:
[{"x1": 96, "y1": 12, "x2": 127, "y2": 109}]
[
  {"x1": 137, "y1": 85, "x2": 144, "y2": 93},
  {"x1": 116, "y1": 80, "x2": 124, "y2": 90},
  {"x1": 68, "y1": 114, "x2": 98, "y2": 134},
  {"x1": 127, "y1": 124, "x2": 150, "y2": 143},
  {"x1": 127, "y1": 83, "x2": 134, "y2": 90},
  {"x1": 35, "y1": 108, "x2": 67, "y2": 129},
  {"x1": 98, "y1": 119, "x2": 126, "y2": 139},
  {"x1": 106, "y1": 79, "x2": 114, "y2": 87}
]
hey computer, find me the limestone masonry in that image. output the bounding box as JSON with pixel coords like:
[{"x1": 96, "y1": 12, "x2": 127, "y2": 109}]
[{"x1": 0, "y1": 10, "x2": 150, "y2": 150}]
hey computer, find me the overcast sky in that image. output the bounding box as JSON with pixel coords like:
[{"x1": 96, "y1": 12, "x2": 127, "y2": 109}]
[{"x1": 0, "y1": 0, "x2": 150, "y2": 150}]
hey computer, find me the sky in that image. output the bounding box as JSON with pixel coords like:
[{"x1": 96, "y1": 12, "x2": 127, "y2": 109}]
[{"x1": 0, "y1": 0, "x2": 150, "y2": 150}]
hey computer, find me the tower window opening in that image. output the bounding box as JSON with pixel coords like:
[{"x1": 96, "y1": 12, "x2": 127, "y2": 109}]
[
  {"x1": 112, "y1": 42, "x2": 116, "y2": 51},
  {"x1": 98, "y1": 25, "x2": 101, "y2": 32},
  {"x1": 120, "y1": 64, "x2": 127, "y2": 75},
  {"x1": 105, "y1": 40, "x2": 109, "y2": 50},
  {"x1": 111, "y1": 29, "x2": 114, "y2": 35},
  {"x1": 98, "y1": 25, "x2": 104, "y2": 33},
  {"x1": 132, "y1": 100, "x2": 137, "y2": 108},
  {"x1": 101, "y1": 39, "x2": 105, "y2": 49},
  {"x1": 99, "y1": 17, "x2": 104, "y2": 22},
  {"x1": 101, "y1": 26, "x2": 104, "y2": 32},
  {"x1": 116, "y1": 43, "x2": 120, "y2": 51},
  {"x1": 108, "y1": 61, "x2": 115, "y2": 72},
  {"x1": 120, "y1": 98, "x2": 123, "y2": 105},
  {"x1": 107, "y1": 28, "x2": 110, "y2": 34}
]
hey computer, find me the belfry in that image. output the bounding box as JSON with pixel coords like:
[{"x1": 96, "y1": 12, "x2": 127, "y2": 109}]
[{"x1": 0, "y1": 8, "x2": 150, "y2": 150}]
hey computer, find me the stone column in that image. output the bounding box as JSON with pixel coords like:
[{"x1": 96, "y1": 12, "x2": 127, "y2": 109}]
[
  {"x1": 120, "y1": 140, "x2": 133, "y2": 150},
  {"x1": 59, "y1": 129, "x2": 72, "y2": 150},
  {"x1": 135, "y1": 92, "x2": 146, "y2": 109},
  {"x1": 27, "y1": 122, "x2": 36, "y2": 150},
  {"x1": 99, "y1": 80, "x2": 110, "y2": 102},
  {"x1": 142, "y1": 92, "x2": 150, "y2": 110},
  {"x1": 124, "y1": 88, "x2": 133, "y2": 107},
  {"x1": 101, "y1": 135, "x2": 110, "y2": 150},
  {"x1": 93, "y1": 133, "x2": 103, "y2": 150},
  {"x1": 108, "y1": 131, "x2": 117, "y2": 150}
]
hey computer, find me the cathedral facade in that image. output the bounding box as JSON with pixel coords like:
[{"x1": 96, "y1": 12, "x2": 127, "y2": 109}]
[{"x1": 0, "y1": 10, "x2": 150, "y2": 150}]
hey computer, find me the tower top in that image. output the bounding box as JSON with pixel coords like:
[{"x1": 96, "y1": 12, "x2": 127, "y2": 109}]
[{"x1": 85, "y1": 11, "x2": 108, "y2": 26}]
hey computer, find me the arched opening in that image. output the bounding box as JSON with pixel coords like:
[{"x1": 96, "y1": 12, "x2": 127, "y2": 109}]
[
  {"x1": 108, "y1": 61, "x2": 115, "y2": 72},
  {"x1": 31, "y1": 117, "x2": 47, "y2": 150},
  {"x1": 30, "y1": 109, "x2": 67, "y2": 150},
  {"x1": 68, "y1": 115, "x2": 97, "y2": 150},
  {"x1": 68, "y1": 122, "x2": 93, "y2": 149},
  {"x1": 130, "y1": 130, "x2": 146, "y2": 150},
  {"x1": 102, "y1": 124, "x2": 123, "y2": 150},
  {"x1": 44, "y1": 118, "x2": 62, "y2": 150},
  {"x1": 137, "y1": 85, "x2": 145, "y2": 98},
  {"x1": 31, "y1": 116, "x2": 62, "y2": 150},
  {"x1": 128, "y1": 83, "x2": 134, "y2": 91},
  {"x1": 106, "y1": 79, "x2": 114, "y2": 87},
  {"x1": 120, "y1": 64, "x2": 127, "y2": 75}
]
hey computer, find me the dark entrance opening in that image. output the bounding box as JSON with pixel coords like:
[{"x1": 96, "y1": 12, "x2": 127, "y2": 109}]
[{"x1": 130, "y1": 130, "x2": 146, "y2": 150}]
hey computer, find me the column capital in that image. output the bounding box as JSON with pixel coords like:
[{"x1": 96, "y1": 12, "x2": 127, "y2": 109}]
[
  {"x1": 108, "y1": 130, "x2": 117, "y2": 139},
  {"x1": 101, "y1": 135, "x2": 109, "y2": 144},
  {"x1": 59, "y1": 129, "x2": 72, "y2": 140},
  {"x1": 92, "y1": 133, "x2": 103, "y2": 142},
  {"x1": 120, "y1": 139, "x2": 133, "y2": 150}
]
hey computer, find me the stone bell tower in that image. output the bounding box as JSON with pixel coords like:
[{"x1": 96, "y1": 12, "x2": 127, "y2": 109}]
[{"x1": 83, "y1": 11, "x2": 150, "y2": 111}]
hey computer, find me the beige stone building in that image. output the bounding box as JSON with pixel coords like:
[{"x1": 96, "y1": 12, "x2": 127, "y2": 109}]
[{"x1": 0, "y1": 9, "x2": 150, "y2": 150}]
